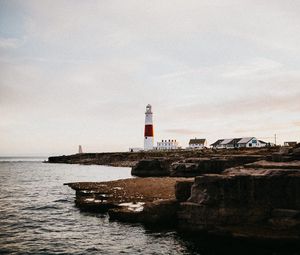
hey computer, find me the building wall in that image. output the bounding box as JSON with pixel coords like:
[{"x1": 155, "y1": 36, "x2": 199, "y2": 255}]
[
  {"x1": 157, "y1": 140, "x2": 179, "y2": 150},
  {"x1": 240, "y1": 138, "x2": 266, "y2": 148},
  {"x1": 144, "y1": 136, "x2": 154, "y2": 151},
  {"x1": 189, "y1": 143, "x2": 204, "y2": 149}
]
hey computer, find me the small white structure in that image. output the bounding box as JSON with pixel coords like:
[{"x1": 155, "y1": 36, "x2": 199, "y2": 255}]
[
  {"x1": 78, "y1": 145, "x2": 83, "y2": 154},
  {"x1": 284, "y1": 141, "x2": 297, "y2": 147},
  {"x1": 144, "y1": 104, "x2": 154, "y2": 151},
  {"x1": 157, "y1": 139, "x2": 179, "y2": 150},
  {"x1": 189, "y1": 138, "x2": 207, "y2": 149},
  {"x1": 129, "y1": 147, "x2": 143, "y2": 152}
]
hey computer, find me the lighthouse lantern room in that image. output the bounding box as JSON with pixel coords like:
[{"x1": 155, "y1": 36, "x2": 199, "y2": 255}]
[{"x1": 144, "y1": 104, "x2": 154, "y2": 150}]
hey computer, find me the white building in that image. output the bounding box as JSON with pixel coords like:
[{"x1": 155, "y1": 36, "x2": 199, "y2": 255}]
[
  {"x1": 237, "y1": 137, "x2": 265, "y2": 148},
  {"x1": 188, "y1": 138, "x2": 207, "y2": 149},
  {"x1": 284, "y1": 141, "x2": 297, "y2": 147},
  {"x1": 211, "y1": 137, "x2": 268, "y2": 149},
  {"x1": 157, "y1": 139, "x2": 179, "y2": 150},
  {"x1": 218, "y1": 138, "x2": 234, "y2": 149}
]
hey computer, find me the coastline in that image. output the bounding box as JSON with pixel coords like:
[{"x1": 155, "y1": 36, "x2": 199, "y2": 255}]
[
  {"x1": 47, "y1": 147, "x2": 278, "y2": 167},
  {"x1": 55, "y1": 146, "x2": 300, "y2": 244}
]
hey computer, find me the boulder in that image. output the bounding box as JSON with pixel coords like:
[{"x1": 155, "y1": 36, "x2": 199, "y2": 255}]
[
  {"x1": 131, "y1": 158, "x2": 172, "y2": 177},
  {"x1": 178, "y1": 168, "x2": 300, "y2": 241},
  {"x1": 170, "y1": 155, "x2": 264, "y2": 177}
]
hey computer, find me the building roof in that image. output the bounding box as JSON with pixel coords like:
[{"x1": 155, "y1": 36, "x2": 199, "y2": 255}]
[
  {"x1": 237, "y1": 137, "x2": 255, "y2": 144},
  {"x1": 189, "y1": 139, "x2": 206, "y2": 145},
  {"x1": 210, "y1": 139, "x2": 224, "y2": 146},
  {"x1": 259, "y1": 140, "x2": 267, "y2": 144},
  {"x1": 211, "y1": 137, "x2": 262, "y2": 146},
  {"x1": 220, "y1": 139, "x2": 234, "y2": 145},
  {"x1": 227, "y1": 138, "x2": 242, "y2": 145}
]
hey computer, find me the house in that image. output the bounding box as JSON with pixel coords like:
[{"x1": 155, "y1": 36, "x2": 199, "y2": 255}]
[
  {"x1": 258, "y1": 140, "x2": 268, "y2": 147},
  {"x1": 226, "y1": 138, "x2": 242, "y2": 149},
  {"x1": 189, "y1": 138, "x2": 207, "y2": 149},
  {"x1": 237, "y1": 137, "x2": 266, "y2": 148},
  {"x1": 157, "y1": 139, "x2": 179, "y2": 150},
  {"x1": 210, "y1": 139, "x2": 224, "y2": 148},
  {"x1": 218, "y1": 139, "x2": 234, "y2": 149},
  {"x1": 211, "y1": 137, "x2": 268, "y2": 149},
  {"x1": 284, "y1": 141, "x2": 297, "y2": 147}
]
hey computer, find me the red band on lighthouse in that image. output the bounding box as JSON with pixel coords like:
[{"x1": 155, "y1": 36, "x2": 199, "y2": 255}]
[{"x1": 144, "y1": 125, "x2": 153, "y2": 137}]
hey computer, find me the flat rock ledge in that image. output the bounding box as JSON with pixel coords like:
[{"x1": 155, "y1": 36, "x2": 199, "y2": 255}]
[{"x1": 65, "y1": 177, "x2": 191, "y2": 223}]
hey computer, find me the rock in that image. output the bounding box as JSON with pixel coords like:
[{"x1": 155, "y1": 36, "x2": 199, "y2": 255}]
[
  {"x1": 49, "y1": 148, "x2": 273, "y2": 168},
  {"x1": 131, "y1": 158, "x2": 172, "y2": 177},
  {"x1": 175, "y1": 180, "x2": 194, "y2": 202},
  {"x1": 109, "y1": 199, "x2": 179, "y2": 226},
  {"x1": 292, "y1": 147, "x2": 300, "y2": 159},
  {"x1": 170, "y1": 155, "x2": 264, "y2": 177},
  {"x1": 177, "y1": 168, "x2": 300, "y2": 241},
  {"x1": 244, "y1": 160, "x2": 300, "y2": 170}
]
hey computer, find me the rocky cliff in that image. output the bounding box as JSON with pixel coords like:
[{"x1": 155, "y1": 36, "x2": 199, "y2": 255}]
[{"x1": 177, "y1": 159, "x2": 300, "y2": 242}]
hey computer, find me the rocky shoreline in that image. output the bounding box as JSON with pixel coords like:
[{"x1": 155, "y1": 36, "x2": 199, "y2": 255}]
[
  {"x1": 57, "y1": 146, "x2": 300, "y2": 244},
  {"x1": 48, "y1": 147, "x2": 276, "y2": 168}
]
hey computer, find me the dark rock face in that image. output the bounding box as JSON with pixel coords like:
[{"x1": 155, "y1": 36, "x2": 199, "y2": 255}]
[
  {"x1": 131, "y1": 158, "x2": 172, "y2": 177},
  {"x1": 177, "y1": 169, "x2": 300, "y2": 240},
  {"x1": 170, "y1": 155, "x2": 264, "y2": 177},
  {"x1": 175, "y1": 180, "x2": 194, "y2": 202},
  {"x1": 272, "y1": 144, "x2": 300, "y2": 162}
]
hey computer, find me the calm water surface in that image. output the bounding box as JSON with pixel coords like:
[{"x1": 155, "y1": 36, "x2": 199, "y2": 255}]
[{"x1": 0, "y1": 158, "x2": 298, "y2": 255}]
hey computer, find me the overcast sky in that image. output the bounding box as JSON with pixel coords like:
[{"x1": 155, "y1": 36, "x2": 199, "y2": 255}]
[{"x1": 1, "y1": 0, "x2": 300, "y2": 156}]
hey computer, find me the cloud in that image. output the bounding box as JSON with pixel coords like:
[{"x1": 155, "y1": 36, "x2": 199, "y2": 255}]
[
  {"x1": 1, "y1": 1, "x2": 300, "y2": 154},
  {"x1": 163, "y1": 128, "x2": 204, "y2": 135},
  {"x1": 0, "y1": 37, "x2": 23, "y2": 48},
  {"x1": 294, "y1": 121, "x2": 300, "y2": 127},
  {"x1": 175, "y1": 92, "x2": 300, "y2": 120}
]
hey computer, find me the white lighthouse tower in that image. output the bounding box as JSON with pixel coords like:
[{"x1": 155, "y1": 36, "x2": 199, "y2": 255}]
[{"x1": 144, "y1": 104, "x2": 154, "y2": 151}]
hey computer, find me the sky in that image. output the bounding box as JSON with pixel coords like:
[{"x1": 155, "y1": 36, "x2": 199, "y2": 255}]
[{"x1": 0, "y1": 0, "x2": 300, "y2": 156}]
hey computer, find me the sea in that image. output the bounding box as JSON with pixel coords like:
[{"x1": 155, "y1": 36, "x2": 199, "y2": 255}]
[{"x1": 0, "y1": 157, "x2": 298, "y2": 255}]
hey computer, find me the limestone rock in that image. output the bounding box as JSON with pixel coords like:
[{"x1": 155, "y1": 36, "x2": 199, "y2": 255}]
[
  {"x1": 178, "y1": 168, "x2": 300, "y2": 241},
  {"x1": 131, "y1": 158, "x2": 172, "y2": 177},
  {"x1": 170, "y1": 155, "x2": 264, "y2": 177}
]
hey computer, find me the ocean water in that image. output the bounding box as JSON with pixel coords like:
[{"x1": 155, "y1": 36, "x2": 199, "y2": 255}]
[{"x1": 0, "y1": 158, "x2": 298, "y2": 255}]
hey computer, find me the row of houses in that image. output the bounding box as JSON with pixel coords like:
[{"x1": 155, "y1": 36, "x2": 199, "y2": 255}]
[
  {"x1": 130, "y1": 137, "x2": 296, "y2": 152},
  {"x1": 157, "y1": 138, "x2": 207, "y2": 150},
  {"x1": 210, "y1": 137, "x2": 269, "y2": 149},
  {"x1": 156, "y1": 137, "x2": 271, "y2": 150}
]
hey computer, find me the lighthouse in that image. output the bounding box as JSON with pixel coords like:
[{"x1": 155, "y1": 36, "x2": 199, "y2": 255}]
[{"x1": 144, "y1": 104, "x2": 154, "y2": 150}]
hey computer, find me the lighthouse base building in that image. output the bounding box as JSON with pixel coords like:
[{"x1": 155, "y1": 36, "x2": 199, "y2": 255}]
[{"x1": 157, "y1": 139, "x2": 179, "y2": 150}]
